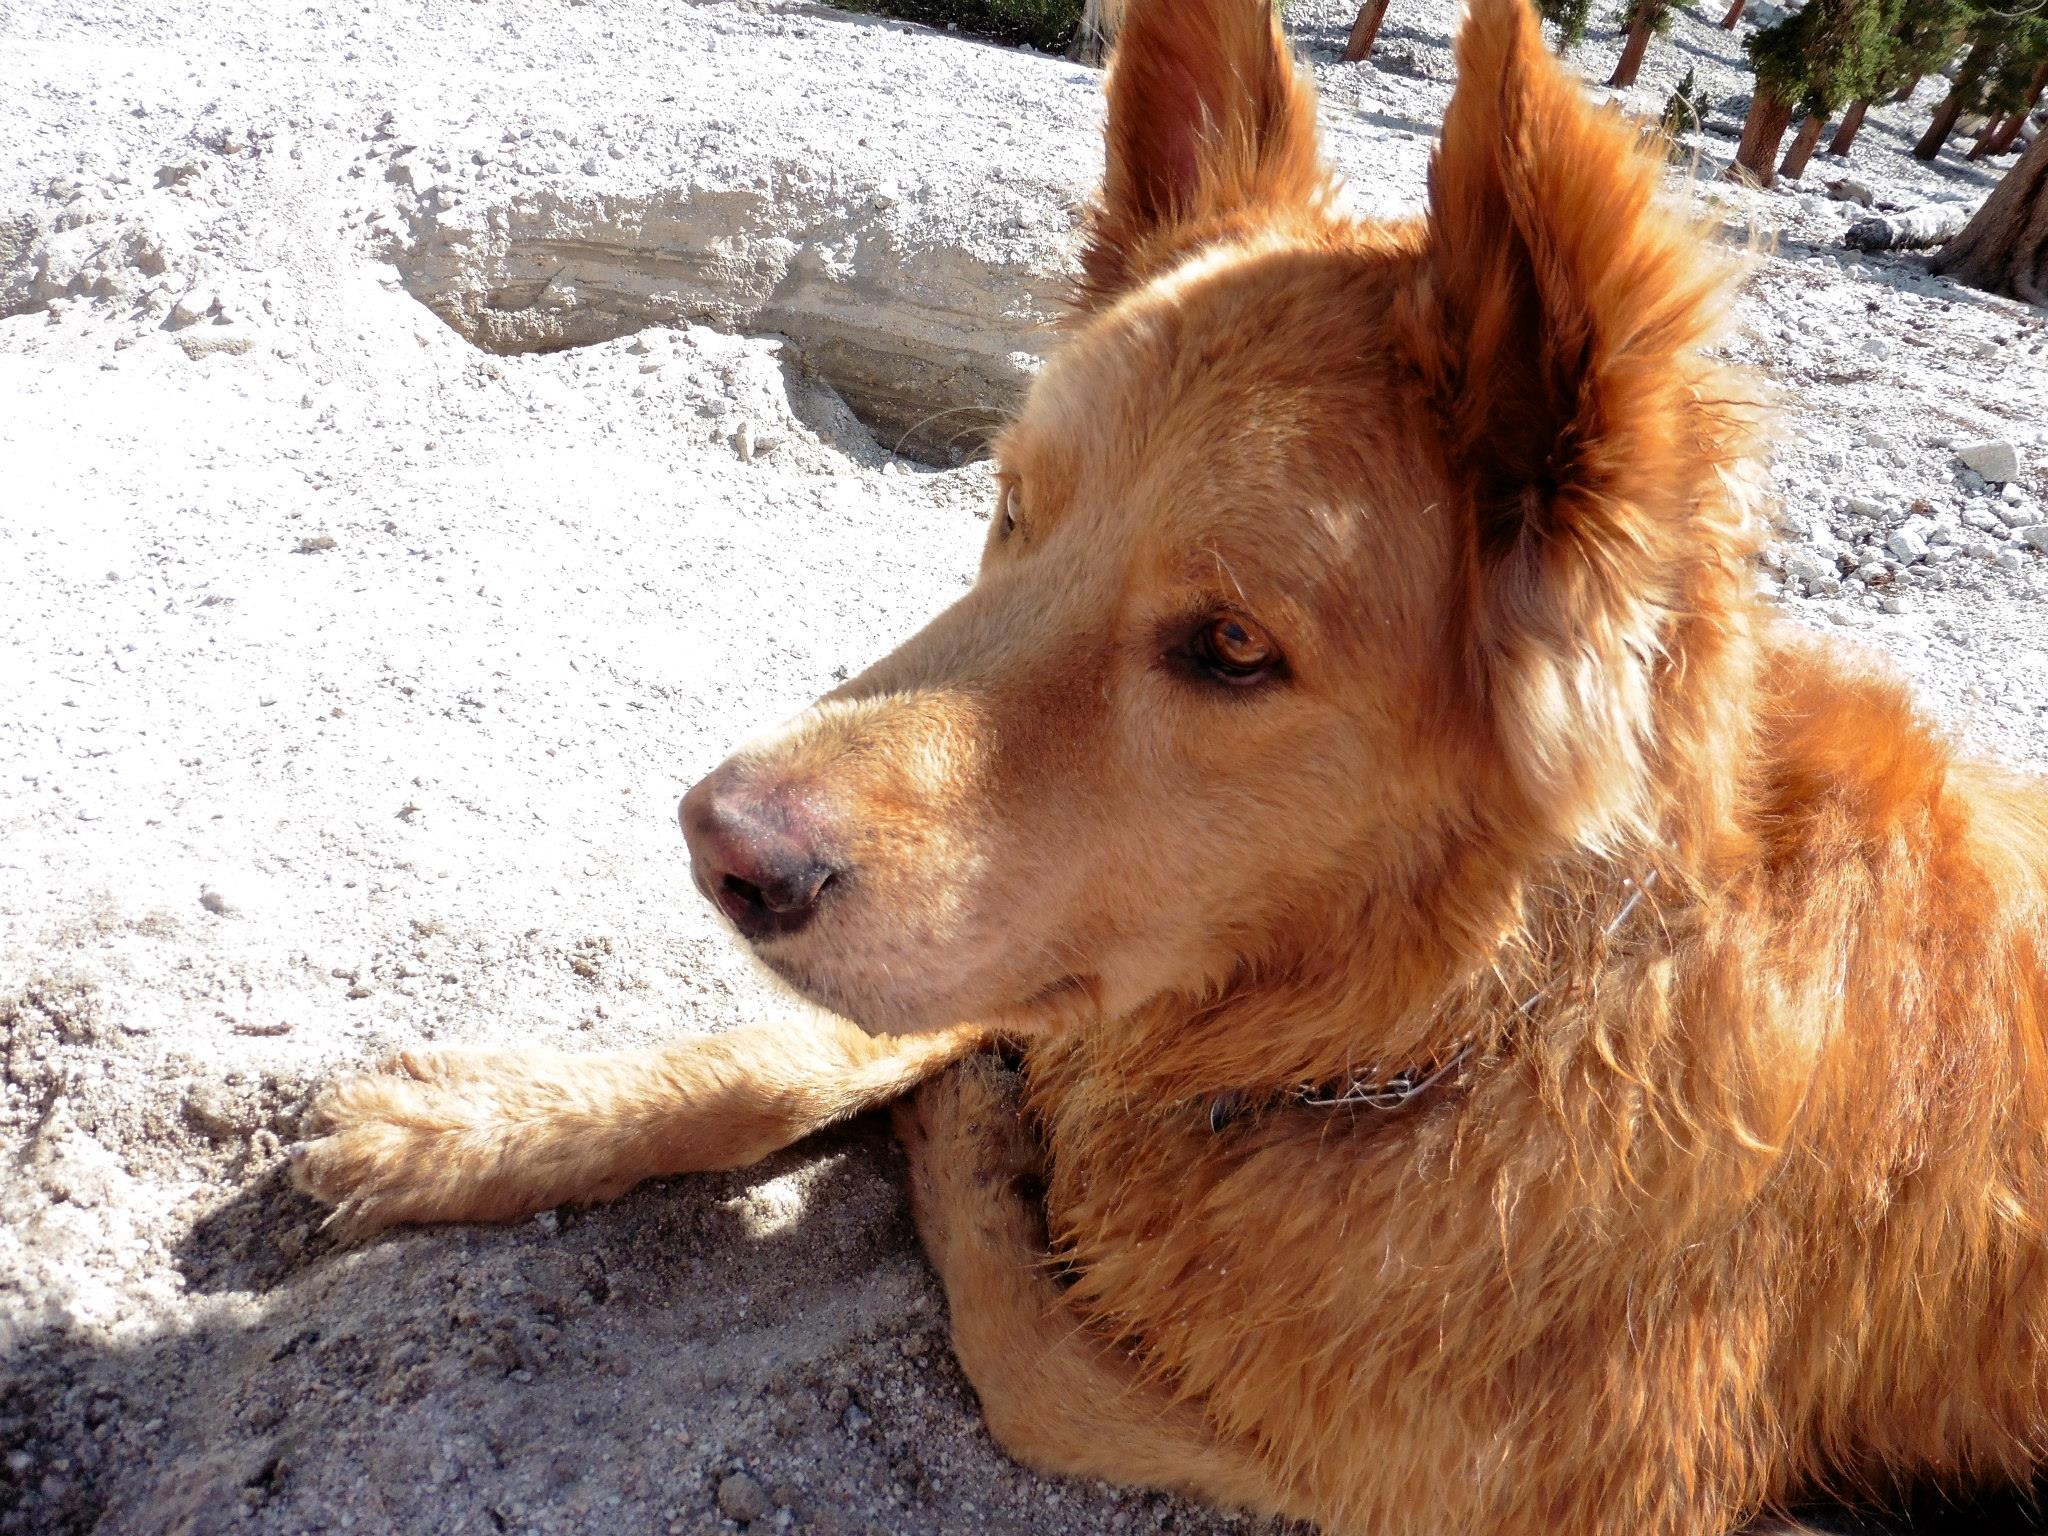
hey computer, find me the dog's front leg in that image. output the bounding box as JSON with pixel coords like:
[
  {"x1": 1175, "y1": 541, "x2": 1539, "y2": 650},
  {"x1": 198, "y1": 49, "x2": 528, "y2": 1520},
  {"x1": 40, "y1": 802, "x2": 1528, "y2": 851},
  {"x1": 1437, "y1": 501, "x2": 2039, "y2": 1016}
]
[
  {"x1": 895, "y1": 1060, "x2": 1282, "y2": 1516},
  {"x1": 292, "y1": 1016, "x2": 987, "y2": 1235}
]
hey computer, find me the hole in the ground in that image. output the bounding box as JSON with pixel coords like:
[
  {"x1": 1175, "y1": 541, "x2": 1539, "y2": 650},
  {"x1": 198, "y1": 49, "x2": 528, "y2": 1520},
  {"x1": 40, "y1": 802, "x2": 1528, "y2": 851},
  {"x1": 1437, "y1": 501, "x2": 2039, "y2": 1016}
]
[{"x1": 394, "y1": 182, "x2": 1069, "y2": 465}]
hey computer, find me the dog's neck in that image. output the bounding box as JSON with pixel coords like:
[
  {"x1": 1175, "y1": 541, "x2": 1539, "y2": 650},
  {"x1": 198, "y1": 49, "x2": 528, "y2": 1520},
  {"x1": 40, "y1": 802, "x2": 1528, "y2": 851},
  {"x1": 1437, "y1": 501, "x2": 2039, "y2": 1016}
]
[
  {"x1": 1080, "y1": 840, "x2": 1675, "y2": 1115},
  {"x1": 1201, "y1": 868, "x2": 1661, "y2": 1131}
]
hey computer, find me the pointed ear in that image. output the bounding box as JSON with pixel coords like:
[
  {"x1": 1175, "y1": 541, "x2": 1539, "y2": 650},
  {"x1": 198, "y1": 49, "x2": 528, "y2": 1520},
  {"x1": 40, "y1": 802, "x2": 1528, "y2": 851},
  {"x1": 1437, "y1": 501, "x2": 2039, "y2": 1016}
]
[
  {"x1": 1408, "y1": 0, "x2": 1751, "y2": 847},
  {"x1": 1080, "y1": 0, "x2": 1330, "y2": 308}
]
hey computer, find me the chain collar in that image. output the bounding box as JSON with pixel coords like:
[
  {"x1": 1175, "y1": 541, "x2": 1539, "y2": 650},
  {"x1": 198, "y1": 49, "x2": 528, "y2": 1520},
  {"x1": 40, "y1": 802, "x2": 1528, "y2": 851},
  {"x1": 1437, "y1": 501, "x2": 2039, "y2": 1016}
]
[{"x1": 1204, "y1": 870, "x2": 1660, "y2": 1135}]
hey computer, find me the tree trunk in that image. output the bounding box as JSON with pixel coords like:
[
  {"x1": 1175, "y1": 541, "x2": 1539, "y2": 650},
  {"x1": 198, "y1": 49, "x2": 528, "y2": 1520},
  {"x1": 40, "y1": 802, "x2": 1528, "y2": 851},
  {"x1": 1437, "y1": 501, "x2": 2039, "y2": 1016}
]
[
  {"x1": 1829, "y1": 98, "x2": 1870, "y2": 156},
  {"x1": 1987, "y1": 110, "x2": 2029, "y2": 158},
  {"x1": 1987, "y1": 60, "x2": 2048, "y2": 155},
  {"x1": 1916, "y1": 42, "x2": 1990, "y2": 161},
  {"x1": 1342, "y1": 0, "x2": 1392, "y2": 62},
  {"x1": 1780, "y1": 113, "x2": 1829, "y2": 179},
  {"x1": 1729, "y1": 87, "x2": 1795, "y2": 187},
  {"x1": 1608, "y1": 21, "x2": 1653, "y2": 87},
  {"x1": 1719, "y1": 0, "x2": 1745, "y2": 28},
  {"x1": 1890, "y1": 76, "x2": 1920, "y2": 104},
  {"x1": 1915, "y1": 90, "x2": 1969, "y2": 161},
  {"x1": 1931, "y1": 127, "x2": 2048, "y2": 304}
]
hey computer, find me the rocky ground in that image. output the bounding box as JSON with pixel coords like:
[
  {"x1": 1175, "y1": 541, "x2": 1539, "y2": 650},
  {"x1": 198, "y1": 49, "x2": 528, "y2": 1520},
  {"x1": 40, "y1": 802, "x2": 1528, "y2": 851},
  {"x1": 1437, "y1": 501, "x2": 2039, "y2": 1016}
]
[{"x1": 3, "y1": 0, "x2": 2045, "y2": 1533}]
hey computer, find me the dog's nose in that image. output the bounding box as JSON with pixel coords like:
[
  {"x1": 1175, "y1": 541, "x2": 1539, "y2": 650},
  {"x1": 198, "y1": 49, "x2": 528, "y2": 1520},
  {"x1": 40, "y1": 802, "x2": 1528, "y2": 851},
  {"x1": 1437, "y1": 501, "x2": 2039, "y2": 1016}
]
[{"x1": 679, "y1": 767, "x2": 844, "y2": 941}]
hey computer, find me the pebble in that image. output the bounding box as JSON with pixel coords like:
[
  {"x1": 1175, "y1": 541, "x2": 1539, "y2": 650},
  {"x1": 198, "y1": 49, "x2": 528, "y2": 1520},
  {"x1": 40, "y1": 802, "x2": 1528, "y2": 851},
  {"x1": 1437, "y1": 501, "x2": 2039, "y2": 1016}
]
[
  {"x1": 717, "y1": 1471, "x2": 770, "y2": 1525},
  {"x1": 183, "y1": 1084, "x2": 243, "y2": 1141},
  {"x1": 1956, "y1": 439, "x2": 2019, "y2": 484},
  {"x1": 169, "y1": 289, "x2": 215, "y2": 328},
  {"x1": 2018, "y1": 526, "x2": 2048, "y2": 554},
  {"x1": 1782, "y1": 549, "x2": 1840, "y2": 593},
  {"x1": 1886, "y1": 526, "x2": 1929, "y2": 563},
  {"x1": 199, "y1": 887, "x2": 233, "y2": 915}
]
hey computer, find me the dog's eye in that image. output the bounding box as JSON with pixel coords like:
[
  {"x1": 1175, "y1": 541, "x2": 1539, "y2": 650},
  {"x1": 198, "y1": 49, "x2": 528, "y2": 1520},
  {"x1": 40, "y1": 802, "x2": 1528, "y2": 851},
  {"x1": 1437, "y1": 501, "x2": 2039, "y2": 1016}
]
[{"x1": 1186, "y1": 615, "x2": 1281, "y2": 686}]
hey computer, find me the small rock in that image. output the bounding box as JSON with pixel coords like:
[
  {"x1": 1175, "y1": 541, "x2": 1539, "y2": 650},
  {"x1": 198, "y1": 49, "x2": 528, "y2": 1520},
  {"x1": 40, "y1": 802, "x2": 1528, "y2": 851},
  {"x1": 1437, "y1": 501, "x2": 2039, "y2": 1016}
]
[
  {"x1": 183, "y1": 1084, "x2": 243, "y2": 1141},
  {"x1": 2018, "y1": 525, "x2": 2048, "y2": 554},
  {"x1": 295, "y1": 535, "x2": 336, "y2": 554},
  {"x1": 1827, "y1": 178, "x2": 1875, "y2": 207},
  {"x1": 1886, "y1": 526, "x2": 1929, "y2": 564},
  {"x1": 717, "y1": 1472, "x2": 770, "y2": 1525},
  {"x1": 1860, "y1": 337, "x2": 1890, "y2": 361},
  {"x1": 1956, "y1": 439, "x2": 2019, "y2": 484},
  {"x1": 1880, "y1": 593, "x2": 1914, "y2": 615},
  {"x1": 199, "y1": 888, "x2": 233, "y2": 915},
  {"x1": 1782, "y1": 549, "x2": 1841, "y2": 593},
  {"x1": 1843, "y1": 495, "x2": 1885, "y2": 518},
  {"x1": 1961, "y1": 504, "x2": 2004, "y2": 532},
  {"x1": 168, "y1": 289, "x2": 216, "y2": 328},
  {"x1": 733, "y1": 420, "x2": 754, "y2": 463},
  {"x1": 2004, "y1": 482, "x2": 2026, "y2": 505}
]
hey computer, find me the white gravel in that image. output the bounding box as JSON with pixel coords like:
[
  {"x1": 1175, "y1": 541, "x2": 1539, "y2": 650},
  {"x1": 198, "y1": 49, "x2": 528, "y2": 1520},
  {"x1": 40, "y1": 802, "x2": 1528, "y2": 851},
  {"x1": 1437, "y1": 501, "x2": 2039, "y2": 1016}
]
[{"x1": 3, "y1": 0, "x2": 2046, "y2": 1532}]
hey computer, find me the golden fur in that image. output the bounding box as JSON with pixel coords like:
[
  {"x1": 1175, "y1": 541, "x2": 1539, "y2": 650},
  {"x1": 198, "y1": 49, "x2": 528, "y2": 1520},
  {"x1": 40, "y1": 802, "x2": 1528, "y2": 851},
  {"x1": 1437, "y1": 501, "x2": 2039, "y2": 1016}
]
[{"x1": 296, "y1": 1, "x2": 2048, "y2": 1530}]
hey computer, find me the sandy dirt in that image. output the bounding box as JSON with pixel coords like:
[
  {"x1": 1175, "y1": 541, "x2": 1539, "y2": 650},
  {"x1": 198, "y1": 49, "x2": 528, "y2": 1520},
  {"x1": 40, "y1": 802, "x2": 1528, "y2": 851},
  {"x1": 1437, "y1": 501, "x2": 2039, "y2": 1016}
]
[{"x1": 3, "y1": 0, "x2": 2046, "y2": 1532}]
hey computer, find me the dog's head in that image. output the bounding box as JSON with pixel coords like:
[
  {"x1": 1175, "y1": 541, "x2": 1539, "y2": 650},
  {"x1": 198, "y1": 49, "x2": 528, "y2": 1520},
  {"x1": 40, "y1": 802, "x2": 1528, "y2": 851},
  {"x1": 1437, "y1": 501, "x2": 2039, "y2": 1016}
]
[{"x1": 681, "y1": 0, "x2": 1757, "y2": 1036}]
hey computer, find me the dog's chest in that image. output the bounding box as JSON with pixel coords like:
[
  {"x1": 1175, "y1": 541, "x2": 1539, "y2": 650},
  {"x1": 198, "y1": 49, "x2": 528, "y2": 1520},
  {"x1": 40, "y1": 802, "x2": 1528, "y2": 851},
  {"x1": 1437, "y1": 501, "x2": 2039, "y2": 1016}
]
[{"x1": 1027, "y1": 1042, "x2": 1479, "y2": 1372}]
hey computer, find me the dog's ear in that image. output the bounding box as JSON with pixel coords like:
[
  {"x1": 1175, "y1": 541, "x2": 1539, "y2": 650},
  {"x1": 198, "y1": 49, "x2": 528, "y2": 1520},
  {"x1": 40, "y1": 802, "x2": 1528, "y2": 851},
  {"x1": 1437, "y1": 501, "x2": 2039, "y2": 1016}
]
[
  {"x1": 1080, "y1": 0, "x2": 1329, "y2": 308},
  {"x1": 1407, "y1": 0, "x2": 1745, "y2": 848}
]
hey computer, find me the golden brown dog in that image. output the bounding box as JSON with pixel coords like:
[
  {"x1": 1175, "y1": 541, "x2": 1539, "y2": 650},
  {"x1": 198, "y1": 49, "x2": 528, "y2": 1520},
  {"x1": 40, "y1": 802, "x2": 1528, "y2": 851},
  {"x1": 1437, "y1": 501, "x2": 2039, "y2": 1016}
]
[{"x1": 296, "y1": 1, "x2": 2048, "y2": 1531}]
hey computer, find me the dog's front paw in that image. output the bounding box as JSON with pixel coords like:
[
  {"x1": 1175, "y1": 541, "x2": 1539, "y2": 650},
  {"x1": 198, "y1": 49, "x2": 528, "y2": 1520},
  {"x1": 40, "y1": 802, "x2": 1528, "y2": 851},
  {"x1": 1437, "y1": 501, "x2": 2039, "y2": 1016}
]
[
  {"x1": 894, "y1": 1055, "x2": 1048, "y2": 1266},
  {"x1": 292, "y1": 1059, "x2": 538, "y2": 1236}
]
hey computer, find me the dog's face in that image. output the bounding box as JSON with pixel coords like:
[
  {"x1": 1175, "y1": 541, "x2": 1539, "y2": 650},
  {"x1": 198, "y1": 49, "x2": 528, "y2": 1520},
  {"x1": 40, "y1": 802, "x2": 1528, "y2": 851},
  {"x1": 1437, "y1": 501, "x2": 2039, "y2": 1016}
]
[{"x1": 682, "y1": 0, "x2": 1747, "y2": 1035}]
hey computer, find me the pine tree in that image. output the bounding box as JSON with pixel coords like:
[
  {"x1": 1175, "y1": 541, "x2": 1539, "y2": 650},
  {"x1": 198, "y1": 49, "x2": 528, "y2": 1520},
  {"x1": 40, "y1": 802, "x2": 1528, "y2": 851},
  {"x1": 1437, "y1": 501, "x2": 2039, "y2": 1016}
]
[
  {"x1": 1969, "y1": 20, "x2": 2048, "y2": 157},
  {"x1": 1984, "y1": 57, "x2": 2048, "y2": 155},
  {"x1": 1832, "y1": 0, "x2": 1974, "y2": 158},
  {"x1": 1661, "y1": 66, "x2": 1706, "y2": 138},
  {"x1": 1535, "y1": 0, "x2": 1596, "y2": 51},
  {"x1": 1609, "y1": 0, "x2": 1678, "y2": 88},
  {"x1": 1731, "y1": 0, "x2": 1898, "y2": 186},
  {"x1": 1913, "y1": 4, "x2": 2047, "y2": 161}
]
